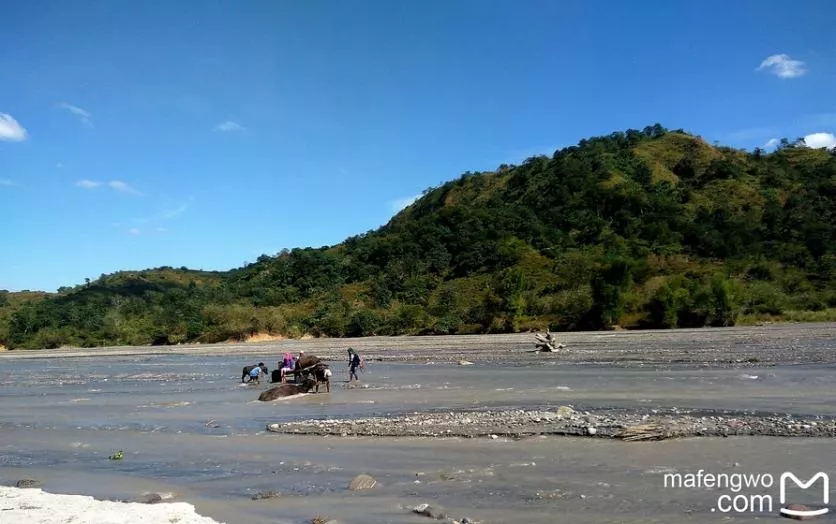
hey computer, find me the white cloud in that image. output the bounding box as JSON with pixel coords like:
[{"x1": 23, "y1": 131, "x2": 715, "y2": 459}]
[
  {"x1": 78, "y1": 179, "x2": 142, "y2": 194},
  {"x1": 160, "y1": 203, "x2": 188, "y2": 219},
  {"x1": 108, "y1": 180, "x2": 142, "y2": 195},
  {"x1": 803, "y1": 132, "x2": 836, "y2": 150},
  {"x1": 389, "y1": 194, "x2": 420, "y2": 213},
  {"x1": 763, "y1": 138, "x2": 781, "y2": 149},
  {"x1": 214, "y1": 120, "x2": 246, "y2": 132},
  {"x1": 135, "y1": 201, "x2": 189, "y2": 224},
  {"x1": 0, "y1": 113, "x2": 28, "y2": 141},
  {"x1": 75, "y1": 179, "x2": 101, "y2": 189},
  {"x1": 57, "y1": 102, "x2": 92, "y2": 125},
  {"x1": 0, "y1": 179, "x2": 17, "y2": 186},
  {"x1": 756, "y1": 54, "x2": 807, "y2": 79},
  {"x1": 128, "y1": 228, "x2": 141, "y2": 235},
  {"x1": 155, "y1": 227, "x2": 168, "y2": 233},
  {"x1": 56, "y1": 162, "x2": 64, "y2": 169}
]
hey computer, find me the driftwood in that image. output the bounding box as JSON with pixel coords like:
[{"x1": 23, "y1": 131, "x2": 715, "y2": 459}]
[
  {"x1": 616, "y1": 423, "x2": 680, "y2": 441},
  {"x1": 534, "y1": 331, "x2": 565, "y2": 352}
]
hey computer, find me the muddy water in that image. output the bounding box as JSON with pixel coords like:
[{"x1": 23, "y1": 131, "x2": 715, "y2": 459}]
[{"x1": 2, "y1": 354, "x2": 836, "y2": 523}]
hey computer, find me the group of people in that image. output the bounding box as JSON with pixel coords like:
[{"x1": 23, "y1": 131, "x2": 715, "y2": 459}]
[{"x1": 241, "y1": 347, "x2": 364, "y2": 385}]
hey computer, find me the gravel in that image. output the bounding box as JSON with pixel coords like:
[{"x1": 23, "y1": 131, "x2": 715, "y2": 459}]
[
  {"x1": 265, "y1": 407, "x2": 836, "y2": 439},
  {"x1": 6, "y1": 323, "x2": 836, "y2": 369}
]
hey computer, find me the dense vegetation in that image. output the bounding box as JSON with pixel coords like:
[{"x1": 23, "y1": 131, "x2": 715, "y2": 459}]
[{"x1": 3, "y1": 125, "x2": 836, "y2": 349}]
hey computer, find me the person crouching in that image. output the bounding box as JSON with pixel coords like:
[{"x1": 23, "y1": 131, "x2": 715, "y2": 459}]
[{"x1": 243, "y1": 362, "x2": 267, "y2": 384}]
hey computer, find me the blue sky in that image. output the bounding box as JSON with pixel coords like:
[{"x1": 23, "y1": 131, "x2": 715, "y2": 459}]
[{"x1": 1, "y1": 0, "x2": 834, "y2": 292}]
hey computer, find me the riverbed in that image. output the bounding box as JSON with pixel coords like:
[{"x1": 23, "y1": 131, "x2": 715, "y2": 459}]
[{"x1": 2, "y1": 324, "x2": 836, "y2": 523}]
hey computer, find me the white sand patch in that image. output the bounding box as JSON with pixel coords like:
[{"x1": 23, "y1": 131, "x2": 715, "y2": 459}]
[{"x1": 0, "y1": 486, "x2": 224, "y2": 523}]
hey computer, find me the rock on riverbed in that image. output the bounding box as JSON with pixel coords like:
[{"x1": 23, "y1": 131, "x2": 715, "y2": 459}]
[{"x1": 347, "y1": 474, "x2": 378, "y2": 491}]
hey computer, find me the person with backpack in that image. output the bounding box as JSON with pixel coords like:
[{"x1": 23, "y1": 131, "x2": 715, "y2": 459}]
[{"x1": 347, "y1": 347, "x2": 362, "y2": 382}]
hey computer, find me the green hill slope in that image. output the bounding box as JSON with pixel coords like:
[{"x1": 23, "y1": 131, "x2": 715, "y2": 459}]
[{"x1": 4, "y1": 124, "x2": 836, "y2": 349}]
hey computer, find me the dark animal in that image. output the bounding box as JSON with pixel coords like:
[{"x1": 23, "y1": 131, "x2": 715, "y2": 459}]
[
  {"x1": 312, "y1": 362, "x2": 332, "y2": 393},
  {"x1": 257, "y1": 379, "x2": 317, "y2": 401},
  {"x1": 295, "y1": 354, "x2": 322, "y2": 372},
  {"x1": 242, "y1": 363, "x2": 268, "y2": 384},
  {"x1": 289, "y1": 354, "x2": 324, "y2": 383}
]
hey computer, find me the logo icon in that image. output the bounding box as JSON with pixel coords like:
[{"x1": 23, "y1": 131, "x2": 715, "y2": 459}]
[{"x1": 779, "y1": 472, "x2": 830, "y2": 518}]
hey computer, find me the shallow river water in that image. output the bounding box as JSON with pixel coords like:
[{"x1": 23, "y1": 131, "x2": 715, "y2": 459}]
[{"x1": 2, "y1": 351, "x2": 836, "y2": 523}]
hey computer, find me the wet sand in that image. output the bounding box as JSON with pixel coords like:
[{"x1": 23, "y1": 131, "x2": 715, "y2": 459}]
[
  {"x1": 5, "y1": 431, "x2": 836, "y2": 524},
  {"x1": 1, "y1": 324, "x2": 836, "y2": 523}
]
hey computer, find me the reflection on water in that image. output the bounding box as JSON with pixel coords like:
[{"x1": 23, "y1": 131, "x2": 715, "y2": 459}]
[{"x1": 2, "y1": 355, "x2": 836, "y2": 523}]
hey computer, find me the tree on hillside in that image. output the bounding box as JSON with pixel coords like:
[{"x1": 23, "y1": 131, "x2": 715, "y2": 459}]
[{"x1": 5, "y1": 125, "x2": 836, "y2": 348}]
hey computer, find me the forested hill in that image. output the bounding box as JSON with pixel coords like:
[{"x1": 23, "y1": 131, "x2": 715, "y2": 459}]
[{"x1": 4, "y1": 124, "x2": 836, "y2": 349}]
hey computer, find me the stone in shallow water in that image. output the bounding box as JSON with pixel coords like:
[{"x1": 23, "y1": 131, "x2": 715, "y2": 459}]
[
  {"x1": 15, "y1": 479, "x2": 41, "y2": 489},
  {"x1": 250, "y1": 490, "x2": 280, "y2": 501},
  {"x1": 135, "y1": 493, "x2": 164, "y2": 504},
  {"x1": 348, "y1": 474, "x2": 377, "y2": 491},
  {"x1": 412, "y1": 503, "x2": 448, "y2": 519}
]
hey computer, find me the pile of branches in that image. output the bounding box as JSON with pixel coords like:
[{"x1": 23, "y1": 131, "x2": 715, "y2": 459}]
[
  {"x1": 534, "y1": 331, "x2": 566, "y2": 352},
  {"x1": 616, "y1": 423, "x2": 681, "y2": 441}
]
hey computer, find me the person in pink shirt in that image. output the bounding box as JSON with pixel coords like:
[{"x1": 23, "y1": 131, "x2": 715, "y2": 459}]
[{"x1": 279, "y1": 352, "x2": 296, "y2": 383}]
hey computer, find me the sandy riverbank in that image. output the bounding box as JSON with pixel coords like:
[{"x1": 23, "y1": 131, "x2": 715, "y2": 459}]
[{"x1": 0, "y1": 486, "x2": 223, "y2": 524}]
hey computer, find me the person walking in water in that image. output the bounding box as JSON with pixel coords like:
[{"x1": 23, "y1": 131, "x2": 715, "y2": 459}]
[{"x1": 347, "y1": 347, "x2": 362, "y2": 382}]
